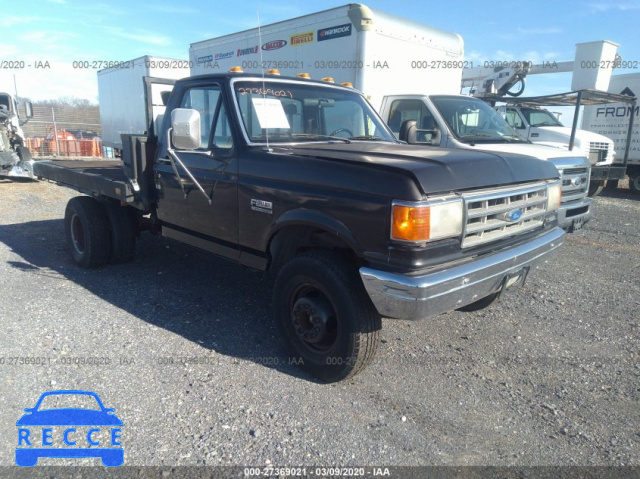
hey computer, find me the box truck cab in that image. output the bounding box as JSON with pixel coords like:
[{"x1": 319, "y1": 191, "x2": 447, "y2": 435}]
[
  {"x1": 0, "y1": 91, "x2": 34, "y2": 178},
  {"x1": 496, "y1": 104, "x2": 614, "y2": 196},
  {"x1": 379, "y1": 94, "x2": 593, "y2": 232}
]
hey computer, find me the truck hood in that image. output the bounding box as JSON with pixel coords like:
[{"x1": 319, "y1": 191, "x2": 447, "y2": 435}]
[
  {"x1": 465, "y1": 142, "x2": 589, "y2": 162},
  {"x1": 281, "y1": 142, "x2": 559, "y2": 196},
  {"x1": 530, "y1": 126, "x2": 613, "y2": 150}
]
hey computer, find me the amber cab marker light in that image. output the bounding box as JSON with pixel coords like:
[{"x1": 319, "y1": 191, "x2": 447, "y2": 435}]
[
  {"x1": 297, "y1": 73, "x2": 311, "y2": 79},
  {"x1": 229, "y1": 66, "x2": 243, "y2": 73},
  {"x1": 321, "y1": 77, "x2": 335, "y2": 83},
  {"x1": 267, "y1": 69, "x2": 280, "y2": 75},
  {"x1": 392, "y1": 205, "x2": 431, "y2": 242}
]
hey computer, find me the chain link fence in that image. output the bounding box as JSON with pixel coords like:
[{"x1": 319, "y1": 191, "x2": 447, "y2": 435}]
[{"x1": 19, "y1": 100, "x2": 107, "y2": 158}]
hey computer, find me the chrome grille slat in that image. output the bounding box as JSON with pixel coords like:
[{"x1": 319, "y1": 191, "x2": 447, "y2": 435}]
[
  {"x1": 466, "y1": 197, "x2": 547, "y2": 219},
  {"x1": 589, "y1": 142, "x2": 613, "y2": 164},
  {"x1": 461, "y1": 182, "x2": 548, "y2": 249},
  {"x1": 559, "y1": 167, "x2": 589, "y2": 204}
]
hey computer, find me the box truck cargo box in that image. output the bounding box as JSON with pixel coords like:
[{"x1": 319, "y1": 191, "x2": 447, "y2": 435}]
[
  {"x1": 189, "y1": 4, "x2": 464, "y2": 108},
  {"x1": 582, "y1": 72, "x2": 640, "y2": 193},
  {"x1": 98, "y1": 56, "x2": 190, "y2": 149}
]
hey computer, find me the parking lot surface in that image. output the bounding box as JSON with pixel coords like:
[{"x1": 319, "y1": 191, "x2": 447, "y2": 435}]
[{"x1": 1, "y1": 178, "x2": 639, "y2": 470}]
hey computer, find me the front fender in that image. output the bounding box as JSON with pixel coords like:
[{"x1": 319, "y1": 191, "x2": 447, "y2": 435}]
[{"x1": 268, "y1": 208, "x2": 362, "y2": 256}]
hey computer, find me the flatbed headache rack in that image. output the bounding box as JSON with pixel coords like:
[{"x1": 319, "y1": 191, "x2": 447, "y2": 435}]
[
  {"x1": 33, "y1": 160, "x2": 135, "y2": 203},
  {"x1": 483, "y1": 89, "x2": 637, "y2": 175}
]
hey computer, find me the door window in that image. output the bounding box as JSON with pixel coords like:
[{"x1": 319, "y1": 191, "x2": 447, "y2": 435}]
[
  {"x1": 180, "y1": 86, "x2": 222, "y2": 149},
  {"x1": 505, "y1": 108, "x2": 524, "y2": 128}
]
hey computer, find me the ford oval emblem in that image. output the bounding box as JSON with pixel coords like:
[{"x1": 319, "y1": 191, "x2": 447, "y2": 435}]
[{"x1": 508, "y1": 209, "x2": 523, "y2": 222}]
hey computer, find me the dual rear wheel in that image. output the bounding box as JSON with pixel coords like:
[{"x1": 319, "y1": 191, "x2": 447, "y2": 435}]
[{"x1": 64, "y1": 196, "x2": 136, "y2": 269}]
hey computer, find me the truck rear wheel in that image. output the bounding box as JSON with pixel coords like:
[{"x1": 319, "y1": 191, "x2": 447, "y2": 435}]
[
  {"x1": 273, "y1": 251, "x2": 381, "y2": 382},
  {"x1": 588, "y1": 180, "x2": 604, "y2": 197},
  {"x1": 64, "y1": 196, "x2": 111, "y2": 268},
  {"x1": 104, "y1": 202, "x2": 136, "y2": 264}
]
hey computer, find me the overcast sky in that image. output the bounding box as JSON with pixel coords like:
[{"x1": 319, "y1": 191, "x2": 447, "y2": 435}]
[{"x1": 1, "y1": 0, "x2": 639, "y2": 113}]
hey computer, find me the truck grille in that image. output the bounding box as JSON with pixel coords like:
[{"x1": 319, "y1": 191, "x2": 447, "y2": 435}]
[
  {"x1": 588, "y1": 142, "x2": 611, "y2": 164},
  {"x1": 560, "y1": 167, "x2": 589, "y2": 204},
  {"x1": 461, "y1": 182, "x2": 548, "y2": 249}
]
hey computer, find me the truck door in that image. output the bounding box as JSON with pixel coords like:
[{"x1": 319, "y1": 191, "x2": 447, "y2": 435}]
[
  {"x1": 155, "y1": 83, "x2": 240, "y2": 261},
  {"x1": 504, "y1": 107, "x2": 530, "y2": 140}
]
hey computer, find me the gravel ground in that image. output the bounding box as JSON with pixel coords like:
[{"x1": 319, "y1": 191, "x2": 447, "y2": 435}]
[{"x1": 0, "y1": 176, "x2": 639, "y2": 474}]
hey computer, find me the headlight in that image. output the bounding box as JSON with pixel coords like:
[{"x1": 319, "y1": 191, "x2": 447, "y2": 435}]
[
  {"x1": 391, "y1": 198, "x2": 463, "y2": 242},
  {"x1": 546, "y1": 182, "x2": 562, "y2": 212}
]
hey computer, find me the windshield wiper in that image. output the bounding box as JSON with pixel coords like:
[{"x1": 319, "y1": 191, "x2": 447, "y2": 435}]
[
  {"x1": 290, "y1": 133, "x2": 351, "y2": 143},
  {"x1": 500, "y1": 134, "x2": 528, "y2": 142},
  {"x1": 349, "y1": 135, "x2": 388, "y2": 141},
  {"x1": 460, "y1": 133, "x2": 492, "y2": 137}
]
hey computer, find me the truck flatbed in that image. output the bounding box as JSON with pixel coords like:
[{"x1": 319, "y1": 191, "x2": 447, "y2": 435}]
[{"x1": 33, "y1": 160, "x2": 135, "y2": 202}]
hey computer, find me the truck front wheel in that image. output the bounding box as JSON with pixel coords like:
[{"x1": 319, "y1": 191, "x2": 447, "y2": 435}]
[
  {"x1": 605, "y1": 179, "x2": 619, "y2": 190},
  {"x1": 64, "y1": 196, "x2": 111, "y2": 268},
  {"x1": 588, "y1": 180, "x2": 604, "y2": 197},
  {"x1": 273, "y1": 251, "x2": 381, "y2": 382},
  {"x1": 629, "y1": 173, "x2": 640, "y2": 195}
]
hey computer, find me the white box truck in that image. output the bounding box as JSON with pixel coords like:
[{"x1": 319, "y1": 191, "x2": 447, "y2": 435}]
[
  {"x1": 98, "y1": 56, "x2": 190, "y2": 150},
  {"x1": 581, "y1": 72, "x2": 640, "y2": 193},
  {"x1": 188, "y1": 3, "x2": 593, "y2": 232}
]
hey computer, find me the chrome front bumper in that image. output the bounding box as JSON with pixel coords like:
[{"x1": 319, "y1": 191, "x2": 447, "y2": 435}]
[
  {"x1": 360, "y1": 227, "x2": 565, "y2": 320},
  {"x1": 557, "y1": 197, "x2": 593, "y2": 232}
]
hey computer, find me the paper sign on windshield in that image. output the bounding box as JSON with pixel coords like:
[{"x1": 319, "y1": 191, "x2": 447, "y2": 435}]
[{"x1": 251, "y1": 98, "x2": 290, "y2": 129}]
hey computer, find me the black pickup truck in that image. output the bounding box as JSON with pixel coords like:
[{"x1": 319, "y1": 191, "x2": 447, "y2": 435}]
[{"x1": 34, "y1": 71, "x2": 565, "y2": 382}]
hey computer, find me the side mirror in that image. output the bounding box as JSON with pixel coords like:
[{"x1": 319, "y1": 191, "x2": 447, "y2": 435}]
[
  {"x1": 427, "y1": 128, "x2": 441, "y2": 146},
  {"x1": 399, "y1": 119, "x2": 441, "y2": 146},
  {"x1": 171, "y1": 108, "x2": 201, "y2": 150},
  {"x1": 160, "y1": 91, "x2": 171, "y2": 106},
  {"x1": 25, "y1": 101, "x2": 33, "y2": 119},
  {"x1": 399, "y1": 119, "x2": 418, "y2": 143}
]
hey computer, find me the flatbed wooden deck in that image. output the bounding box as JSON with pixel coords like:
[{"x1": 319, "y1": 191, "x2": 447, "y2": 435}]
[{"x1": 33, "y1": 160, "x2": 135, "y2": 202}]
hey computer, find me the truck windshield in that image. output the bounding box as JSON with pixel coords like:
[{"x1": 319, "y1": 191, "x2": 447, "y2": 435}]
[
  {"x1": 430, "y1": 95, "x2": 526, "y2": 144},
  {"x1": 519, "y1": 107, "x2": 564, "y2": 127},
  {"x1": 233, "y1": 80, "x2": 395, "y2": 144}
]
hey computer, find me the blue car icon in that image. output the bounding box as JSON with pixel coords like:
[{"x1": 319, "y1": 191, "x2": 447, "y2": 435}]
[{"x1": 16, "y1": 390, "x2": 123, "y2": 467}]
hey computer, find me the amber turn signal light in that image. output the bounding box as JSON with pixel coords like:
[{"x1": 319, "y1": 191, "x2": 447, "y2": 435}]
[{"x1": 392, "y1": 205, "x2": 431, "y2": 242}]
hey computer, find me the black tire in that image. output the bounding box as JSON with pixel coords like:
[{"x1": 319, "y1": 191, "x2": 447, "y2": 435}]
[
  {"x1": 64, "y1": 196, "x2": 111, "y2": 268},
  {"x1": 629, "y1": 174, "x2": 640, "y2": 195},
  {"x1": 456, "y1": 291, "x2": 501, "y2": 312},
  {"x1": 605, "y1": 179, "x2": 619, "y2": 190},
  {"x1": 588, "y1": 180, "x2": 604, "y2": 197},
  {"x1": 16, "y1": 145, "x2": 32, "y2": 162},
  {"x1": 103, "y1": 202, "x2": 137, "y2": 264},
  {"x1": 273, "y1": 251, "x2": 381, "y2": 382}
]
